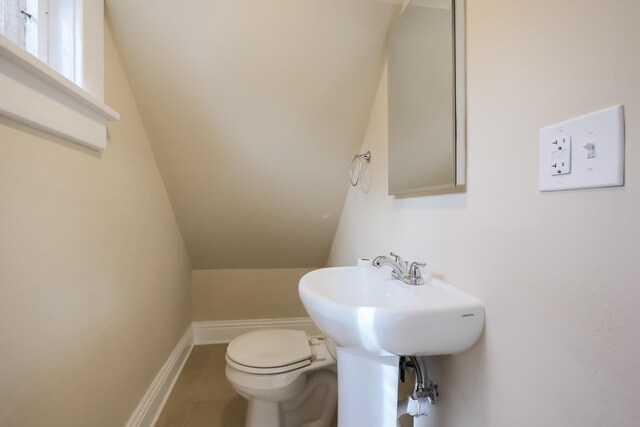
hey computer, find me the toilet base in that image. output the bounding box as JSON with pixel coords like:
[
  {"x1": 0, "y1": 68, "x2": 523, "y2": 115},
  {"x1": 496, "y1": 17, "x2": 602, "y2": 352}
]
[
  {"x1": 246, "y1": 398, "x2": 283, "y2": 427},
  {"x1": 241, "y1": 369, "x2": 337, "y2": 427}
]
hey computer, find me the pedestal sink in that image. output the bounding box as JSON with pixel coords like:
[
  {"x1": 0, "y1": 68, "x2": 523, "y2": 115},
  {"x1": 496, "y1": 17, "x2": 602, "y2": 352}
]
[{"x1": 298, "y1": 264, "x2": 484, "y2": 426}]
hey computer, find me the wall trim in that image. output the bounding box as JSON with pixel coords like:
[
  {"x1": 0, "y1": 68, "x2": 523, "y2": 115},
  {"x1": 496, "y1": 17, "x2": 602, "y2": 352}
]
[
  {"x1": 125, "y1": 325, "x2": 194, "y2": 427},
  {"x1": 126, "y1": 318, "x2": 320, "y2": 426},
  {"x1": 193, "y1": 317, "x2": 321, "y2": 345},
  {"x1": 0, "y1": 36, "x2": 119, "y2": 151}
]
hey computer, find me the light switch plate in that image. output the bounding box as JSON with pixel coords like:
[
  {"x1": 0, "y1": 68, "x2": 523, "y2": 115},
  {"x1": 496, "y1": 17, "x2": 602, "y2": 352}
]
[{"x1": 539, "y1": 105, "x2": 625, "y2": 192}]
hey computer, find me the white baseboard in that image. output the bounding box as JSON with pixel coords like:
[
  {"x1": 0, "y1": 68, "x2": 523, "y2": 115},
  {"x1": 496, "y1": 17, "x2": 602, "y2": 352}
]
[
  {"x1": 125, "y1": 326, "x2": 194, "y2": 427},
  {"x1": 193, "y1": 317, "x2": 321, "y2": 345},
  {"x1": 126, "y1": 317, "x2": 320, "y2": 426}
]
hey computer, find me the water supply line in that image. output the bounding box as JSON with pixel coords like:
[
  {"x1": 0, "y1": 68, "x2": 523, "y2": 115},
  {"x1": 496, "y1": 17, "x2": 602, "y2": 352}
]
[
  {"x1": 408, "y1": 356, "x2": 438, "y2": 404},
  {"x1": 398, "y1": 356, "x2": 439, "y2": 427}
]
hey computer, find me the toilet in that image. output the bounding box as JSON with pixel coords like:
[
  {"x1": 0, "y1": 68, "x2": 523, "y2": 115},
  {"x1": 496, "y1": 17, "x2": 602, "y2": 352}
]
[{"x1": 225, "y1": 329, "x2": 337, "y2": 427}]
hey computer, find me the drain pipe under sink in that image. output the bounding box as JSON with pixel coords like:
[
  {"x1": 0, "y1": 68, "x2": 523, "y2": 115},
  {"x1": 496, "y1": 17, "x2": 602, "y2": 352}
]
[{"x1": 397, "y1": 399, "x2": 430, "y2": 427}]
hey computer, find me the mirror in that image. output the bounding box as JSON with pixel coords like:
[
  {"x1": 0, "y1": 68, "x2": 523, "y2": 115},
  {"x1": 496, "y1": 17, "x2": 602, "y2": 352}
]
[{"x1": 388, "y1": 0, "x2": 465, "y2": 195}]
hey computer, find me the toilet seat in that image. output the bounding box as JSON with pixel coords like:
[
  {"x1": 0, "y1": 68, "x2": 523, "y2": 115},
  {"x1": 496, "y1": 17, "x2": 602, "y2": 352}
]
[
  {"x1": 226, "y1": 355, "x2": 311, "y2": 375},
  {"x1": 225, "y1": 329, "x2": 332, "y2": 375},
  {"x1": 226, "y1": 329, "x2": 315, "y2": 375}
]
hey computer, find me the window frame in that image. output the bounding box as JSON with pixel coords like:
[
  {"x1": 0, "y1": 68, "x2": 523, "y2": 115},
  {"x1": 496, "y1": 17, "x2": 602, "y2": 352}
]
[{"x1": 0, "y1": 0, "x2": 119, "y2": 151}]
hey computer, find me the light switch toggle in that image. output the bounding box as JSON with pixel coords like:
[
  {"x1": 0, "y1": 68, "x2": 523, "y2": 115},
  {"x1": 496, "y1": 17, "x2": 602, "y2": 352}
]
[{"x1": 583, "y1": 143, "x2": 596, "y2": 159}]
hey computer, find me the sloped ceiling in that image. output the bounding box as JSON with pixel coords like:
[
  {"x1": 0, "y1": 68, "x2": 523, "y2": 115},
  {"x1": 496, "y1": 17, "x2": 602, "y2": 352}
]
[{"x1": 105, "y1": 0, "x2": 400, "y2": 268}]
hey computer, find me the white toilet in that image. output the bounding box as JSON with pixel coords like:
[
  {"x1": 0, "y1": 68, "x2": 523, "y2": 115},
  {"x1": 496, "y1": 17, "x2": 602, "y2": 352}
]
[{"x1": 225, "y1": 329, "x2": 337, "y2": 427}]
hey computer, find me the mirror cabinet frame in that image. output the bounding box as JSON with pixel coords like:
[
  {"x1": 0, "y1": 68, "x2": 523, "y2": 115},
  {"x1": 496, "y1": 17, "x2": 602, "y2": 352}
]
[{"x1": 388, "y1": 0, "x2": 466, "y2": 195}]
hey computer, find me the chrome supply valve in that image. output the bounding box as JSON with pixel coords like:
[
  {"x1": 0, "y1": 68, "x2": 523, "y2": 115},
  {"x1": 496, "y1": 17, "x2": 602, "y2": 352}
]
[
  {"x1": 413, "y1": 380, "x2": 439, "y2": 405},
  {"x1": 400, "y1": 356, "x2": 439, "y2": 414},
  {"x1": 372, "y1": 252, "x2": 427, "y2": 286}
]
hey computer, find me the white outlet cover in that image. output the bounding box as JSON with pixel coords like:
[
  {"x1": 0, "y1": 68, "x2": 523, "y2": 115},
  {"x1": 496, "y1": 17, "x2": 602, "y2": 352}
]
[{"x1": 539, "y1": 105, "x2": 625, "y2": 192}]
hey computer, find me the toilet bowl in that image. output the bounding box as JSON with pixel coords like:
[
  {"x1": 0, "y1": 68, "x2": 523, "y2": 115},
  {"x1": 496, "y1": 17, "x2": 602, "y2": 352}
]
[{"x1": 225, "y1": 329, "x2": 337, "y2": 427}]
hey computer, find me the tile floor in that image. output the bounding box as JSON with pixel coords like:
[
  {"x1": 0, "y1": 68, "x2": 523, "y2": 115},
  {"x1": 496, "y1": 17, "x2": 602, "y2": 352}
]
[
  {"x1": 156, "y1": 344, "x2": 246, "y2": 427},
  {"x1": 156, "y1": 343, "x2": 414, "y2": 427}
]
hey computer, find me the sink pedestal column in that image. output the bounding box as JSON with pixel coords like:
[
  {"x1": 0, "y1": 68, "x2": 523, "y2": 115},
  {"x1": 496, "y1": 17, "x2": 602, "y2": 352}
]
[{"x1": 337, "y1": 347, "x2": 399, "y2": 427}]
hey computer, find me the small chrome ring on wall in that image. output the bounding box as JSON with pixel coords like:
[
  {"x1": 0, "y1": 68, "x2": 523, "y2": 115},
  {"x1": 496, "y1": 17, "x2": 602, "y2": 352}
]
[{"x1": 350, "y1": 151, "x2": 372, "y2": 187}]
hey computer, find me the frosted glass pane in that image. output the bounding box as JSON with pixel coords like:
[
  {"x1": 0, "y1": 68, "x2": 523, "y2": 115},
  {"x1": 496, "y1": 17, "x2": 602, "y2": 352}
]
[
  {"x1": 24, "y1": 0, "x2": 38, "y2": 56},
  {"x1": 0, "y1": 0, "x2": 39, "y2": 58}
]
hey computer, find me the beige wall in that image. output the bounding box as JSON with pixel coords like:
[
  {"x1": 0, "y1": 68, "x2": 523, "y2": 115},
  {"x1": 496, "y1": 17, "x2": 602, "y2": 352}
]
[
  {"x1": 0, "y1": 26, "x2": 192, "y2": 427},
  {"x1": 328, "y1": 0, "x2": 640, "y2": 426},
  {"x1": 192, "y1": 269, "x2": 313, "y2": 321},
  {"x1": 106, "y1": 0, "x2": 399, "y2": 270}
]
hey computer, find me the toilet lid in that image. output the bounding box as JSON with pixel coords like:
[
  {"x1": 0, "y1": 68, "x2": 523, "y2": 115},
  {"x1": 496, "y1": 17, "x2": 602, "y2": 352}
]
[{"x1": 226, "y1": 329, "x2": 312, "y2": 368}]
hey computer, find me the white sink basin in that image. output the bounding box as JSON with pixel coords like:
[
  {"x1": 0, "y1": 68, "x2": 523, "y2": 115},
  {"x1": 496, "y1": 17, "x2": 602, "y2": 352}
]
[{"x1": 299, "y1": 266, "x2": 484, "y2": 356}]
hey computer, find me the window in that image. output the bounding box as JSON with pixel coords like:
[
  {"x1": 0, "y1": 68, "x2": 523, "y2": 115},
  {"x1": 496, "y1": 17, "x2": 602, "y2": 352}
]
[
  {"x1": 0, "y1": 0, "x2": 119, "y2": 151},
  {"x1": 1, "y1": 0, "x2": 80, "y2": 82},
  {"x1": 0, "y1": 0, "x2": 46, "y2": 61}
]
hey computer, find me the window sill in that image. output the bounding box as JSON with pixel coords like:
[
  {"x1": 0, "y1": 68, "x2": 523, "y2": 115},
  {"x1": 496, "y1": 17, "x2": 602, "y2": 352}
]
[{"x1": 0, "y1": 36, "x2": 119, "y2": 151}]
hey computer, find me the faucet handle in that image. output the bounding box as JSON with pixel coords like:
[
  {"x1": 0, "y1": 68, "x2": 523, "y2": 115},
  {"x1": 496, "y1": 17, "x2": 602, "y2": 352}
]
[
  {"x1": 405, "y1": 262, "x2": 431, "y2": 285},
  {"x1": 390, "y1": 252, "x2": 407, "y2": 268},
  {"x1": 408, "y1": 262, "x2": 426, "y2": 277},
  {"x1": 407, "y1": 262, "x2": 427, "y2": 286}
]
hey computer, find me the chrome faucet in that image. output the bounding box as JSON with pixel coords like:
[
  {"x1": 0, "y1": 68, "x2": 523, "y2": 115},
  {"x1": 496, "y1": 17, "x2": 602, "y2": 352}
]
[{"x1": 372, "y1": 252, "x2": 426, "y2": 286}]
